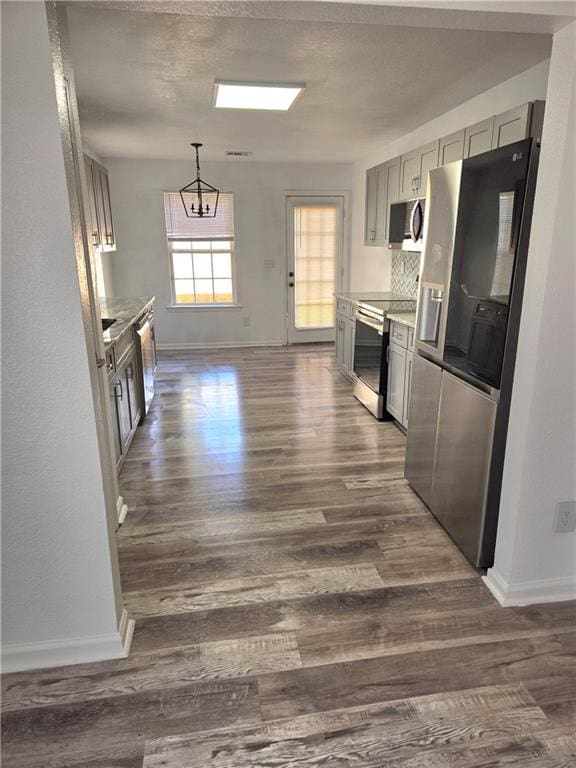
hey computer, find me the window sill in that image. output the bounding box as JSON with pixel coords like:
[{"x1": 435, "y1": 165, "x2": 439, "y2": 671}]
[{"x1": 166, "y1": 303, "x2": 243, "y2": 311}]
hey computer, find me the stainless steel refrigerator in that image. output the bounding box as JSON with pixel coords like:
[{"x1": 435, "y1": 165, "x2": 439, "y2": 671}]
[{"x1": 405, "y1": 137, "x2": 541, "y2": 568}]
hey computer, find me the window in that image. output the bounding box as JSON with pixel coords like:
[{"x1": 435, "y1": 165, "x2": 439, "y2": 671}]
[{"x1": 163, "y1": 192, "x2": 235, "y2": 305}]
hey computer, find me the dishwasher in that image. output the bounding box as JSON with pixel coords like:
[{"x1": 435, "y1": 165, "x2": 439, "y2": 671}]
[{"x1": 135, "y1": 308, "x2": 157, "y2": 418}]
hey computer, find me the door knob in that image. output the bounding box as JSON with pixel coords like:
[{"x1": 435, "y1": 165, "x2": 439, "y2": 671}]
[
  {"x1": 288, "y1": 282, "x2": 294, "y2": 287},
  {"x1": 289, "y1": 271, "x2": 294, "y2": 277}
]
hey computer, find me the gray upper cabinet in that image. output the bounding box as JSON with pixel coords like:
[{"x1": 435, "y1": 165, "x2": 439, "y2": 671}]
[
  {"x1": 382, "y1": 157, "x2": 400, "y2": 245},
  {"x1": 399, "y1": 140, "x2": 439, "y2": 199},
  {"x1": 492, "y1": 103, "x2": 531, "y2": 149},
  {"x1": 399, "y1": 149, "x2": 420, "y2": 200},
  {"x1": 464, "y1": 117, "x2": 494, "y2": 159},
  {"x1": 439, "y1": 129, "x2": 464, "y2": 166},
  {"x1": 364, "y1": 158, "x2": 399, "y2": 247},
  {"x1": 364, "y1": 166, "x2": 379, "y2": 245},
  {"x1": 84, "y1": 154, "x2": 116, "y2": 252}
]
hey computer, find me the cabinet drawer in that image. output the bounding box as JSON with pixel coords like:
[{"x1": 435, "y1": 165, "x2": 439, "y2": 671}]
[
  {"x1": 390, "y1": 321, "x2": 409, "y2": 348},
  {"x1": 336, "y1": 298, "x2": 354, "y2": 318},
  {"x1": 408, "y1": 328, "x2": 415, "y2": 351},
  {"x1": 114, "y1": 329, "x2": 135, "y2": 367}
]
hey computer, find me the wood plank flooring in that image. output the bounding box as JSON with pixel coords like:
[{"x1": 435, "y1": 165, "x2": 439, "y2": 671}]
[{"x1": 2, "y1": 344, "x2": 575, "y2": 767}]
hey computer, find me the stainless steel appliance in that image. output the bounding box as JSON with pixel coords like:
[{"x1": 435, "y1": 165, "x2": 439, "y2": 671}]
[
  {"x1": 388, "y1": 197, "x2": 426, "y2": 251},
  {"x1": 135, "y1": 308, "x2": 157, "y2": 418},
  {"x1": 352, "y1": 296, "x2": 416, "y2": 419},
  {"x1": 405, "y1": 137, "x2": 541, "y2": 567}
]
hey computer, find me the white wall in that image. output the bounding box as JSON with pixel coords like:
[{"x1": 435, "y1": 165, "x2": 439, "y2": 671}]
[
  {"x1": 350, "y1": 59, "x2": 550, "y2": 291},
  {"x1": 1, "y1": 2, "x2": 124, "y2": 670},
  {"x1": 485, "y1": 21, "x2": 576, "y2": 606},
  {"x1": 105, "y1": 160, "x2": 352, "y2": 347}
]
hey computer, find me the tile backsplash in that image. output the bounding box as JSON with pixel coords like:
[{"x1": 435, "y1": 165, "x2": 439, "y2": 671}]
[{"x1": 390, "y1": 250, "x2": 420, "y2": 299}]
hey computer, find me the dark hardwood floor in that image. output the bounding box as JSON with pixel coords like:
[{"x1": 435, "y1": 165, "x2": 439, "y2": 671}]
[{"x1": 2, "y1": 344, "x2": 575, "y2": 767}]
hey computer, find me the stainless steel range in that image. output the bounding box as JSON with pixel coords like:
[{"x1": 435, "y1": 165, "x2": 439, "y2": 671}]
[{"x1": 352, "y1": 296, "x2": 416, "y2": 419}]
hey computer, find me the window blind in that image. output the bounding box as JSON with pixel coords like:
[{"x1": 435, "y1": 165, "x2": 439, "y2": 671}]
[{"x1": 163, "y1": 192, "x2": 234, "y2": 240}]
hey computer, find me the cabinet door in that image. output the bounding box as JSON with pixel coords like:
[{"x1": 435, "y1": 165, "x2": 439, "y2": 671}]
[
  {"x1": 439, "y1": 130, "x2": 464, "y2": 166},
  {"x1": 464, "y1": 117, "x2": 494, "y2": 158},
  {"x1": 383, "y1": 157, "x2": 400, "y2": 245},
  {"x1": 364, "y1": 167, "x2": 379, "y2": 244},
  {"x1": 386, "y1": 341, "x2": 406, "y2": 421},
  {"x1": 84, "y1": 156, "x2": 101, "y2": 248},
  {"x1": 492, "y1": 103, "x2": 530, "y2": 149},
  {"x1": 399, "y1": 149, "x2": 420, "y2": 200},
  {"x1": 343, "y1": 316, "x2": 356, "y2": 377},
  {"x1": 125, "y1": 351, "x2": 141, "y2": 429},
  {"x1": 97, "y1": 165, "x2": 116, "y2": 250},
  {"x1": 417, "y1": 141, "x2": 440, "y2": 196},
  {"x1": 335, "y1": 316, "x2": 345, "y2": 368},
  {"x1": 109, "y1": 381, "x2": 122, "y2": 466},
  {"x1": 403, "y1": 351, "x2": 413, "y2": 427},
  {"x1": 114, "y1": 370, "x2": 132, "y2": 450}
]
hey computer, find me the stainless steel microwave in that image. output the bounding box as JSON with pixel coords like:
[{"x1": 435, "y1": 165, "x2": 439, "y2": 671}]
[{"x1": 388, "y1": 197, "x2": 425, "y2": 251}]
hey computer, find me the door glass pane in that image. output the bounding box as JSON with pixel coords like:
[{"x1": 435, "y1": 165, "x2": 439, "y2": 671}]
[
  {"x1": 174, "y1": 279, "x2": 195, "y2": 303},
  {"x1": 194, "y1": 279, "x2": 213, "y2": 303},
  {"x1": 294, "y1": 205, "x2": 337, "y2": 329},
  {"x1": 172, "y1": 252, "x2": 193, "y2": 278}
]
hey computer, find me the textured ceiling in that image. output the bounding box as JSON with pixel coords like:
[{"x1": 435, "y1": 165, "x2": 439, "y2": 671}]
[{"x1": 67, "y1": 4, "x2": 552, "y2": 162}]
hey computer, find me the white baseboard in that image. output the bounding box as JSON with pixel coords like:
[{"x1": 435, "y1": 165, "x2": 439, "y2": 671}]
[
  {"x1": 156, "y1": 340, "x2": 285, "y2": 350},
  {"x1": 484, "y1": 567, "x2": 576, "y2": 606},
  {"x1": 1, "y1": 608, "x2": 135, "y2": 673}
]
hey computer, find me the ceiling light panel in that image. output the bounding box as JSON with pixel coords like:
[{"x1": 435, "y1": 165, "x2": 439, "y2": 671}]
[{"x1": 214, "y1": 81, "x2": 305, "y2": 111}]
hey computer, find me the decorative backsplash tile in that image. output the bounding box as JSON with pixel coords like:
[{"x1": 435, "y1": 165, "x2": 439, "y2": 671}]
[{"x1": 391, "y1": 250, "x2": 420, "y2": 299}]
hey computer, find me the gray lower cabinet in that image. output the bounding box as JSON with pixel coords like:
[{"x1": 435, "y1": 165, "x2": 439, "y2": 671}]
[
  {"x1": 385, "y1": 321, "x2": 414, "y2": 428},
  {"x1": 108, "y1": 339, "x2": 142, "y2": 470},
  {"x1": 335, "y1": 299, "x2": 356, "y2": 379},
  {"x1": 386, "y1": 341, "x2": 407, "y2": 421}
]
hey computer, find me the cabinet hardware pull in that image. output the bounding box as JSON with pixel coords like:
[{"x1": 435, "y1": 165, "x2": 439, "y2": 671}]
[
  {"x1": 96, "y1": 357, "x2": 106, "y2": 368},
  {"x1": 115, "y1": 379, "x2": 123, "y2": 401},
  {"x1": 386, "y1": 346, "x2": 390, "y2": 364},
  {"x1": 127, "y1": 363, "x2": 133, "y2": 380},
  {"x1": 92, "y1": 232, "x2": 99, "y2": 246}
]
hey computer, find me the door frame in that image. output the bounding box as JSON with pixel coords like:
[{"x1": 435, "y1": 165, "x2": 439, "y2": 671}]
[
  {"x1": 283, "y1": 190, "x2": 350, "y2": 345},
  {"x1": 47, "y1": 7, "x2": 126, "y2": 624}
]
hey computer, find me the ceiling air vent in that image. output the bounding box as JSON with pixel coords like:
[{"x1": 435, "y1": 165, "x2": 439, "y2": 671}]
[{"x1": 225, "y1": 150, "x2": 253, "y2": 157}]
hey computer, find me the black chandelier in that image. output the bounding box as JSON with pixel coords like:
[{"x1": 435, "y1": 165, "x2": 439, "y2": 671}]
[{"x1": 179, "y1": 142, "x2": 219, "y2": 218}]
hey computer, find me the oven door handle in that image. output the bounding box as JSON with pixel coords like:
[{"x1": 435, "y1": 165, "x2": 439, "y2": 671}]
[{"x1": 356, "y1": 313, "x2": 384, "y2": 335}]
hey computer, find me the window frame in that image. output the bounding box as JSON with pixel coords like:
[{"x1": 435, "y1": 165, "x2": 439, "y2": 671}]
[{"x1": 167, "y1": 238, "x2": 238, "y2": 308}]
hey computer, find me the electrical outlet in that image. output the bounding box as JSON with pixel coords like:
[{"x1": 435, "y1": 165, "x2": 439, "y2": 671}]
[
  {"x1": 242, "y1": 316, "x2": 251, "y2": 327},
  {"x1": 554, "y1": 501, "x2": 576, "y2": 533}
]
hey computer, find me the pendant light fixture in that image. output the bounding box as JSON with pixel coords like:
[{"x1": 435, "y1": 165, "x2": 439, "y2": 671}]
[{"x1": 179, "y1": 142, "x2": 219, "y2": 218}]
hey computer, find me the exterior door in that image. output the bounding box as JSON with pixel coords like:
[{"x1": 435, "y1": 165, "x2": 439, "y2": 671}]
[{"x1": 286, "y1": 196, "x2": 344, "y2": 343}]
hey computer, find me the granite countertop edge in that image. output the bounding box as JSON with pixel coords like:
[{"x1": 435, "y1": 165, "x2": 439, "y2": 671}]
[
  {"x1": 386, "y1": 311, "x2": 417, "y2": 329},
  {"x1": 101, "y1": 296, "x2": 155, "y2": 350}
]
